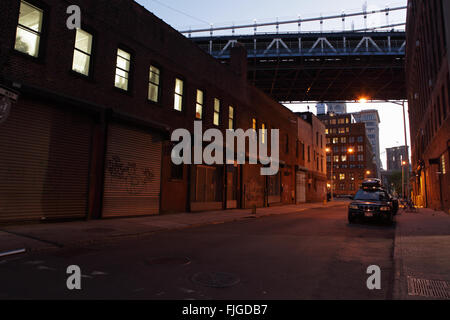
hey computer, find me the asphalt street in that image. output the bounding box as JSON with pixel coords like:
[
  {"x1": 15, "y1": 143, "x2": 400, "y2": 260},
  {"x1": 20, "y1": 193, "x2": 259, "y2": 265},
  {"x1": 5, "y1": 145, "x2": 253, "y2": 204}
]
[{"x1": 0, "y1": 204, "x2": 396, "y2": 299}]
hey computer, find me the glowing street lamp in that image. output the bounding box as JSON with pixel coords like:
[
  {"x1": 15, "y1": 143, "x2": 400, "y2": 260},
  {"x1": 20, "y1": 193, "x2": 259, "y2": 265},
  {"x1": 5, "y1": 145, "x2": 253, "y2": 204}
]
[{"x1": 347, "y1": 147, "x2": 354, "y2": 154}]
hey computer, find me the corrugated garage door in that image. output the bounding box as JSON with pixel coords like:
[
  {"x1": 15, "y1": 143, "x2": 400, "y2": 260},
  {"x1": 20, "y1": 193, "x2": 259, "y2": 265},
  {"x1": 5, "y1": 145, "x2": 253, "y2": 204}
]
[
  {"x1": 102, "y1": 122, "x2": 162, "y2": 217},
  {"x1": 296, "y1": 171, "x2": 306, "y2": 203},
  {"x1": 0, "y1": 99, "x2": 93, "y2": 223}
]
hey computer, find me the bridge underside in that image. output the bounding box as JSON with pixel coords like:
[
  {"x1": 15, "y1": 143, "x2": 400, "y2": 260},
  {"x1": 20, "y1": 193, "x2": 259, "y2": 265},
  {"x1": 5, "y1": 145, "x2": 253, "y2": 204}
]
[
  {"x1": 191, "y1": 32, "x2": 406, "y2": 101},
  {"x1": 245, "y1": 54, "x2": 405, "y2": 102}
]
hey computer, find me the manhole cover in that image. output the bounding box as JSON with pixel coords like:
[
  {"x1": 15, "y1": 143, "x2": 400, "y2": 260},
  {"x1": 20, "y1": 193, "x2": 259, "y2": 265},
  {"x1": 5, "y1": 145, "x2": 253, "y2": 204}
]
[
  {"x1": 191, "y1": 272, "x2": 240, "y2": 288},
  {"x1": 146, "y1": 257, "x2": 191, "y2": 266},
  {"x1": 407, "y1": 276, "x2": 450, "y2": 299}
]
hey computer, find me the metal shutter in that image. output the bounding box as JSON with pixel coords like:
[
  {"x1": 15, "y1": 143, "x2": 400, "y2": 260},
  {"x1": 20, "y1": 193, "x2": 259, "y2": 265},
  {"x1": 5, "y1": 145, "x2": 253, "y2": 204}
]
[
  {"x1": 102, "y1": 122, "x2": 162, "y2": 217},
  {"x1": 0, "y1": 99, "x2": 93, "y2": 223}
]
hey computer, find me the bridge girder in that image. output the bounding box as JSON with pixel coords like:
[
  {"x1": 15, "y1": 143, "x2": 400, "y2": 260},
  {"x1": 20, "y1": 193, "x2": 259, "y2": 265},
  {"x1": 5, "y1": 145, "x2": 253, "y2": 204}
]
[{"x1": 190, "y1": 31, "x2": 406, "y2": 101}]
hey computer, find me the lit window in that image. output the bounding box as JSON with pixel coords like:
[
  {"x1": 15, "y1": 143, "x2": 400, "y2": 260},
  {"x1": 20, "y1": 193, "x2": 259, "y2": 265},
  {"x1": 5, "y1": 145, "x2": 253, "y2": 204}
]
[
  {"x1": 261, "y1": 123, "x2": 266, "y2": 143},
  {"x1": 441, "y1": 154, "x2": 446, "y2": 174},
  {"x1": 333, "y1": 155, "x2": 339, "y2": 163},
  {"x1": 332, "y1": 138, "x2": 338, "y2": 144},
  {"x1": 115, "y1": 49, "x2": 131, "y2": 91},
  {"x1": 148, "y1": 65, "x2": 160, "y2": 102},
  {"x1": 14, "y1": 1, "x2": 43, "y2": 57},
  {"x1": 339, "y1": 127, "x2": 345, "y2": 134},
  {"x1": 213, "y1": 98, "x2": 220, "y2": 125},
  {"x1": 195, "y1": 90, "x2": 203, "y2": 119},
  {"x1": 358, "y1": 154, "x2": 364, "y2": 161},
  {"x1": 72, "y1": 29, "x2": 92, "y2": 76},
  {"x1": 358, "y1": 145, "x2": 364, "y2": 152},
  {"x1": 341, "y1": 155, "x2": 347, "y2": 162},
  {"x1": 340, "y1": 137, "x2": 347, "y2": 143},
  {"x1": 339, "y1": 173, "x2": 345, "y2": 180},
  {"x1": 228, "y1": 106, "x2": 234, "y2": 129},
  {"x1": 325, "y1": 129, "x2": 329, "y2": 134},
  {"x1": 174, "y1": 78, "x2": 183, "y2": 111},
  {"x1": 252, "y1": 118, "x2": 257, "y2": 131}
]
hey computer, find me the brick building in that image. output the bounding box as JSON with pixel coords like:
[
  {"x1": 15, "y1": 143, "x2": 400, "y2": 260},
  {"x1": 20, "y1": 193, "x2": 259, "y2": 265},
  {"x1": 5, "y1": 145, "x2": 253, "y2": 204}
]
[
  {"x1": 0, "y1": 0, "x2": 316, "y2": 223},
  {"x1": 296, "y1": 112, "x2": 327, "y2": 203},
  {"x1": 318, "y1": 112, "x2": 377, "y2": 197},
  {"x1": 406, "y1": 0, "x2": 450, "y2": 212},
  {"x1": 386, "y1": 146, "x2": 410, "y2": 171}
]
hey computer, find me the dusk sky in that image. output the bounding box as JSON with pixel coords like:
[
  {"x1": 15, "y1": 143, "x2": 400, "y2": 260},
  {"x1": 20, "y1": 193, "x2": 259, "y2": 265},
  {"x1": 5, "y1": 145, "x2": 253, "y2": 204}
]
[{"x1": 136, "y1": 0, "x2": 410, "y2": 169}]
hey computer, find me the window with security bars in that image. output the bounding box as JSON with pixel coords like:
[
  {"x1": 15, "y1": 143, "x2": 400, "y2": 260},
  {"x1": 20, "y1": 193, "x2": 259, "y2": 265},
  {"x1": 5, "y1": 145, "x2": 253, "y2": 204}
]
[
  {"x1": 15, "y1": 1, "x2": 43, "y2": 57},
  {"x1": 148, "y1": 65, "x2": 160, "y2": 102},
  {"x1": 115, "y1": 49, "x2": 131, "y2": 91},
  {"x1": 72, "y1": 29, "x2": 93, "y2": 76}
]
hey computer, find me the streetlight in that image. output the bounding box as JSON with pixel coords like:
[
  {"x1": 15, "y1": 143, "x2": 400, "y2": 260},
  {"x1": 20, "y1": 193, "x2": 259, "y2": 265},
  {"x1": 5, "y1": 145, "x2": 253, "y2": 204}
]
[{"x1": 358, "y1": 97, "x2": 410, "y2": 200}]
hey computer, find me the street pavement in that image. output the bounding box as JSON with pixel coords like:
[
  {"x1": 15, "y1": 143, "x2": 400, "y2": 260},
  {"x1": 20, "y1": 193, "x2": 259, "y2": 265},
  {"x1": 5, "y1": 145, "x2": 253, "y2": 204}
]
[{"x1": 0, "y1": 201, "x2": 448, "y2": 299}]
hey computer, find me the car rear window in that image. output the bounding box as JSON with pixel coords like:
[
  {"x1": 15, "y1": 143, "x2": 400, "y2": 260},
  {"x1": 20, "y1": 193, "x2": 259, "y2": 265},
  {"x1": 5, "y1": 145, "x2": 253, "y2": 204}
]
[{"x1": 354, "y1": 190, "x2": 386, "y2": 201}]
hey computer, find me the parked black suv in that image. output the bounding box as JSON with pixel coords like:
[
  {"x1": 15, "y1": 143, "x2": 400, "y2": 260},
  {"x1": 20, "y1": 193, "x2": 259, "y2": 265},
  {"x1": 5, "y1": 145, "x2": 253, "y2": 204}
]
[{"x1": 348, "y1": 179, "x2": 395, "y2": 224}]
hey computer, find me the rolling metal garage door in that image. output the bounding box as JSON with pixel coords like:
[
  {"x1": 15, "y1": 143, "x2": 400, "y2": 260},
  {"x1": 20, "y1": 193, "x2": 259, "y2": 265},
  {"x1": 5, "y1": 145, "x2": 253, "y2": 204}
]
[
  {"x1": 296, "y1": 171, "x2": 306, "y2": 203},
  {"x1": 0, "y1": 99, "x2": 93, "y2": 223},
  {"x1": 102, "y1": 122, "x2": 162, "y2": 217}
]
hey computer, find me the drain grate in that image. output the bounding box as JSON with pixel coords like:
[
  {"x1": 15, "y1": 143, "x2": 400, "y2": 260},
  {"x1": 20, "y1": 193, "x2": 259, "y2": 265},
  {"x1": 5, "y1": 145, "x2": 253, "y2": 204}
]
[
  {"x1": 407, "y1": 276, "x2": 450, "y2": 299},
  {"x1": 191, "y1": 272, "x2": 240, "y2": 288},
  {"x1": 146, "y1": 257, "x2": 191, "y2": 266}
]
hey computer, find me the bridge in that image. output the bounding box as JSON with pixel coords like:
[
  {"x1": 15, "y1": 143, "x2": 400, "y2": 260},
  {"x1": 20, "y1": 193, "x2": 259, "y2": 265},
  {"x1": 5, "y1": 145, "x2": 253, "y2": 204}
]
[{"x1": 185, "y1": 7, "x2": 407, "y2": 102}]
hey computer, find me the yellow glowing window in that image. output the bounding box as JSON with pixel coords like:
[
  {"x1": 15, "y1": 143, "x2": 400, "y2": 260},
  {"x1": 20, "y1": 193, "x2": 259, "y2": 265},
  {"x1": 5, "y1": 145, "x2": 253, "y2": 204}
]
[
  {"x1": 213, "y1": 98, "x2": 220, "y2": 125},
  {"x1": 15, "y1": 1, "x2": 43, "y2": 57},
  {"x1": 261, "y1": 123, "x2": 266, "y2": 144},
  {"x1": 195, "y1": 90, "x2": 203, "y2": 119},
  {"x1": 228, "y1": 106, "x2": 234, "y2": 129},
  {"x1": 115, "y1": 49, "x2": 131, "y2": 91},
  {"x1": 148, "y1": 65, "x2": 160, "y2": 102},
  {"x1": 72, "y1": 29, "x2": 92, "y2": 76},
  {"x1": 174, "y1": 78, "x2": 184, "y2": 111}
]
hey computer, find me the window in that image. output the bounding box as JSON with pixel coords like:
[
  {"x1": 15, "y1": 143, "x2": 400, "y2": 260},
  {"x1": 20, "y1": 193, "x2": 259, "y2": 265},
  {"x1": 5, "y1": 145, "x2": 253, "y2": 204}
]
[
  {"x1": 349, "y1": 173, "x2": 354, "y2": 180},
  {"x1": 252, "y1": 118, "x2": 257, "y2": 131},
  {"x1": 358, "y1": 145, "x2": 364, "y2": 152},
  {"x1": 228, "y1": 106, "x2": 234, "y2": 129},
  {"x1": 148, "y1": 65, "x2": 160, "y2": 102},
  {"x1": 173, "y1": 78, "x2": 183, "y2": 111},
  {"x1": 349, "y1": 183, "x2": 355, "y2": 191},
  {"x1": 213, "y1": 98, "x2": 220, "y2": 125},
  {"x1": 195, "y1": 89, "x2": 203, "y2": 119},
  {"x1": 441, "y1": 154, "x2": 447, "y2": 174},
  {"x1": 346, "y1": 127, "x2": 350, "y2": 133},
  {"x1": 15, "y1": 1, "x2": 43, "y2": 57},
  {"x1": 330, "y1": 119, "x2": 337, "y2": 125},
  {"x1": 349, "y1": 155, "x2": 355, "y2": 161},
  {"x1": 357, "y1": 136, "x2": 363, "y2": 142},
  {"x1": 341, "y1": 155, "x2": 347, "y2": 162},
  {"x1": 339, "y1": 173, "x2": 345, "y2": 180},
  {"x1": 333, "y1": 155, "x2": 339, "y2": 163},
  {"x1": 71, "y1": 29, "x2": 93, "y2": 76},
  {"x1": 339, "y1": 127, "x2": 346, "y2": 134},
  {"x1": 285, "y1": 134, "x2": 289, "y2": 153},
  {"x1": 115, "y1": 49, "x2": 131, "y2": 91},
  {"x1": 325, "y1": 129, "x2": 329, "y2": 134},
  {"x1": 358, "y1": 154, "x2": 364, "y2": 161},
  {"x1": 316, "y1": 132, "x2": 319, "y2": 145},
  {"x1": 332, "y1": 138, "x2": 338, "y2": 144},
  {"x1": 349, "y1": 136, "x2": 355, "y2": 143},
  {"x1": 261, "y1": 123, "x2": 266, "y2": 143},
  {"x1": 308, "y1": 146, "x2": 311, "y2": 162},
  {"x1": 340, "y1": 137, "x2": 347, "y2": 143}
]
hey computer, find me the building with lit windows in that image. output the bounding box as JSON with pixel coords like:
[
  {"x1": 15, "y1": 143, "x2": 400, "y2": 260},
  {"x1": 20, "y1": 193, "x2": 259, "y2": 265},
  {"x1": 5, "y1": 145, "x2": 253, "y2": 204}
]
[
  {"x1": 352, "y1": 109, "x2": 381, "y2": 177},
  {"x1": 318, "y1": 112, "x2": 377, "y2": 197}
]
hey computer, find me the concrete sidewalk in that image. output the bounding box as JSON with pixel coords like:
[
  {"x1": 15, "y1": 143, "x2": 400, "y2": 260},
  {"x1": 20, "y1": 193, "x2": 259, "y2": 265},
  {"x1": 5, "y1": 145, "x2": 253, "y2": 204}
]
[
  {"x1": 0, "y1": 201, "x2": 347, "y2": 255},
  {"x1": 393, "y1": 207, "x2": 450, "y2": 300}
]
